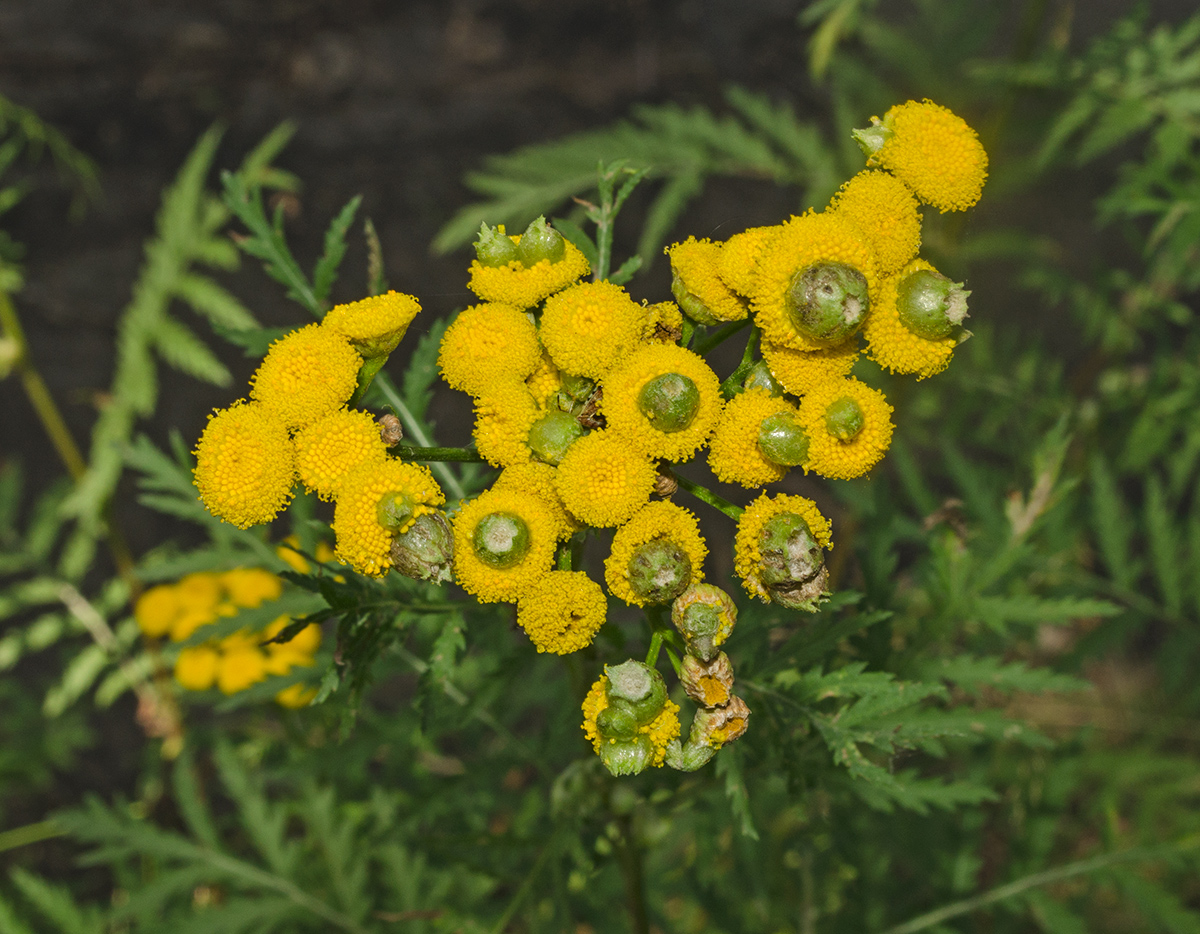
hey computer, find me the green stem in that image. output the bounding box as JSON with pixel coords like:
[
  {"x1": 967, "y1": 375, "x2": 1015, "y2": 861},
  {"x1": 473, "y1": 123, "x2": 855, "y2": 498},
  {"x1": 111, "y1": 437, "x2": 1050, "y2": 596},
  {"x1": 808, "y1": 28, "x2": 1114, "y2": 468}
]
[
  {"x1": 670, "y1": 471, "x2": 743, "y2": 520},
  {"x1": 692, "y1": 318, "x2": 751, "y2": 356},
  {"x1": 0, "y1": 820, "x2": 64, "y2": 855},
  {"x1": 348, "y1": 355, "x2": 388, "y2": 407},
  {"x1": 882, "y1": 835, "x2": 1200, "y2": 934},
  {"x1": 487, "y1": 833, "x2": 559, "y2": 934},
  {"x1": 645, "y1": 630, "x2": 663, "y2": 667},
  {"x1": 719, "y1": 325, "x2": 761, "y2": 399},
  {"x1": 395, "y1": 445, "x2": 485, "y2": 463},
  {"x1": 680, "y1": 318, "x2": 696, "y2": 349},
  {"x1": 373, "y1": 372, "x2": 467, "y2": 500},
  {"x1": 617, "y1": 812, "x2": 651, "y2": 934}
]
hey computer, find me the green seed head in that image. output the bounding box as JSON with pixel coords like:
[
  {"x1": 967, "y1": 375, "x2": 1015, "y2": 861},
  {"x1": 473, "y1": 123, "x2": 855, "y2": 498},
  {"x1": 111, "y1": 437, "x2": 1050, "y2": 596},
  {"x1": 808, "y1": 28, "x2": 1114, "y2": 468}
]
[
  {"x1": 528, "y1": 410, "x2": 585, "y2": 465},
  {"x1": 757, "y1": 412, "x2": 810, "y2": 467},
  {"x1": 390, "y1": 511, "x2": 454, "y2": 584},
  {"x1": 472, "y1": 512, "x2": 531, "y2": 569},
  {"x1": 824, "y1": 396, "x2": 864, "y2": 441},
  {"x1": 516, "y1": 215, "x2": 566, "y2": 266},
  {"x1": 595, "y1": 701, "x2": 640, "y2": 742},
  {"x1": 758, "y1": 513, "x2": 828, "y2": 611},
  {"x1": 376, "y1": 491, "x2": 416, "y2": 533},
  {"x1": 473, "y1": 222, "x2": 519, "y2": 268},
  {"x1": 599, "y1": 735, "x2": 655, "y2": 777},
  {"x1": 896, "y1": 268, "x2": 971, "y2": 340},
  {"x1": 606, "y1": 659, "x2": 668, "y2": 724},
  {"x1": 786, "y1": 261, "x2": 870, "y2": 344},
  {"x1": 742, "y1": 360, "x2": 784, "y2": 396},
  {"x1": 671, "y1": 583, "x2": 737, "y2": 662},
  {"x1": 671, "y1": 272, "x2": 721, "y2": 325},
  {"x1": 627, "y1": 537, "x2": 693, "y2": 605},
  {"x1": 638, "y1": 373, "x2": 700, "y2": 433}
]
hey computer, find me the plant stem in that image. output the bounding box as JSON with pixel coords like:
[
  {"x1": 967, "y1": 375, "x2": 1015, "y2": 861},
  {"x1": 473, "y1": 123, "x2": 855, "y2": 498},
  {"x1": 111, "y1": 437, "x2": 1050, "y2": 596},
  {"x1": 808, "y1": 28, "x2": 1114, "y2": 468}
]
[
  {"x1": 487, "y1": 833, "x2": 558, "y2": 934},
  {"x1": 348, "y1": 354, "x2": 388, "y2": 407},
  {"x1": 692, "y1": 318, "x2": 751, "y2": 355},
  {"x1": 373, "y1": 372, "x2": 467, "y2": 500},
  {"x1": 0, "y1": 820, "x2": 64, "y2": 855},
  {"x1": 719, "y1": 325, "x2": 761, "y2": 399},
  {"x1": 645, "y1": 630, "x2": 663, "y2": 667},
  {"x1": 617, "y1": 812, "x2": 651, "y2": 934},
  {"x1": 669, "y1": 470, "x2": 743, "y2": 520},
  {"x1": 395, "y1": 444, "x2": 484, "y2": 463}
]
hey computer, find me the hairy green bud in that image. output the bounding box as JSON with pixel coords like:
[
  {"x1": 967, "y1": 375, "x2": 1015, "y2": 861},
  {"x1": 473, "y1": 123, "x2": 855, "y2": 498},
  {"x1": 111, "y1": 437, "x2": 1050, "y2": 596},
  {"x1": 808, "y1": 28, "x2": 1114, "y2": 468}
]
[
  {"x1": 516, "y1": 215, "x2": 566, "y2": 266},
  {"x1": 896, "y1": 268, "x2": 970, "y2": 340},
  {"x1": 473, "y1": 222, "x2": 519, "y2": 267},
  {"x1": 742, "y1": 360, "x2": 784, "y2": 396},
  {"x1": 627, "y1": 537, "x2": 693, "y2": 605},
  {"x1": 786, "y1": 261, "x2": 870, "y2": 343},
  {"x1": 758, "y1": 513, "x2": 828, "y2": 611},
  {"x1": 671, "y1": 583, "x2": 737, "y2": 662},
  {"x1": 390, "y1": 511, "x2": 454, "y2": 584},
  {"x1": 824, "y1": 395, "x2": 864, "y2": 441},
  {"x1": 671, "y1": 272, "x2": 721, "y2": 326},
  {"x1": 605, "y1": 659, "x2": 667, "y2": 725},
  {"x1": 529, "y1": 410, "x2": 585, "y2": 465}
]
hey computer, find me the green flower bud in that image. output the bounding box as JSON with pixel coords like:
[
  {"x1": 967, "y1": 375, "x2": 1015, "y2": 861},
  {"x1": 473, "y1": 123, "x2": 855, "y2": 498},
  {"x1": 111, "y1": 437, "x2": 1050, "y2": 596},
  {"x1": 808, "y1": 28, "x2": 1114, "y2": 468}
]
[
  {"x1": 600, "y1": 735, "x2": 655, "y2": 776},
  {"x1": 671, "y1": 272, "x2": 722, "y2": 326},
  {"x1": 627, "y1": 537, "x2": 693, "y2": 605},
  {"x1": 638, "y1": 373, "x2": 700, "y2": 433},
  {"x1": 824, "y1": 395, "x2": 864, "y2": 441},
  {"x1": 529, "y1": 410, "x2": 585, "y2": 465},
  {"x1": 472, "y1": 512, "x2": 531, "y2": 569},
  {"x1": 390, "y1": 511, "x2": 454, "y2": 584},
  {"x1": 786, "y1": 262, "x2": 870, "y2": 344},
  {"x1": 742, "y1": 360, "x2": 784, "y2": 396},
  {"x1": 473, "y1": 222, "x2": 519, "y2": 267},
  {"x1": 679, "y1": 651, "x2": 734, "y2": 708},
  {"x1": 376, "y1": 491, "x2": 416, "y2": 533},
  {"x1": 757, "y1": 412, "x2": 809, "y2": 467},
  {"x1": 559, "y1": 372, "x2": 596, "y2": 404},
  {"x1": 595, "y1": 702, "x2": 640, "y2": 742},
  {"x1": 664, "y1": 737, "x2": 715, "y2": 772},
  {"x1": 605, "y1": 659, "x2": 667, "y2": 725},
  {"x1": 516, "y1": 215, "x2": 566, "y2": 266},
  {"x1": 671, "y1": 583, "x2": 737, "y2": 662},
  {"x1": 851, "y1": 122, "x2": 893, "y2": 159},
  {"x1": 896, "y1": 268, "x2": 970, "y2": 340},
  {"x1": 758, "y1": 513, "x2": 828, "y2": 611}
]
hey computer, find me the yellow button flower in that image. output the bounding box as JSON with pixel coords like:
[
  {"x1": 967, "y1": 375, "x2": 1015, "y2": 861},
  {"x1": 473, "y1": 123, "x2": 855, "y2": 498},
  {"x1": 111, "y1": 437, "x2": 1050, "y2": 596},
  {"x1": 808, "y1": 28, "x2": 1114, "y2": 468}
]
[
  {"x1": 250, "y1": 324, "x2": 362, "y2": 430},
  {"x1": 829, "y1": 169, "x2": 922, "y2": 275},
  {"x1": 276, "y1": 683, "x2": 318, "y2": 708},
  {"x1": 491, "y1": 461, "x2": 579, "y2": 540},
  {"x1": 796, "y1": 377, "x2": 894, "y2": 480},
  {"x1": 540, "y1": 281, "x2": 644, "y2": 379},
  {"x1": 516, "y1": 570, "x2": 607, "y2": 654},
  {"x1": 135, "y1": 585, "x2": 182, "y2": 638},
  {"x1": 322, "y1": 290, "x2": 421, "y2": 358},
  {"x1": 605, "y1": 501, "x2": 707, "y2": 606},
  {"x1": 734, "y1": 493, "x2": 832, "y2": 603},
  {"x1": 438, "y1": 303, "x2": 541, "y2": 397},
  {"x1": 863, "y1": 258, "x2": 959, "y2": 379},
  {"x1": 867, "y1": 100, "x2": 988, "y2": 213},
  {"x1": 216, "y1": 646, "x2": 267, "y2": 695},
  {"x1": 554, "y1": 430, "x2": 657, "y2": 528},
  {"x1": 473, "y1": 383, "x2": 539, "y2": 468},
  {"x1": 451, "y1": 487, "x2": 558, "y2": 603},
  {"x1": 600, "y1": 343, "x2": 723, "y2": 463},
  {"x1": 467, "y1": 236, "x2": 590, "y2": 308},
  {"x1": 174, "y1": 645, "x2": 220, "y2": 691},
  {"x1": 294, "y1": 408, "x2": 388, "y2": 501},
  {"x1": 220, "y1": 568, "x2": 282, "y2": 608},
  {"x1": 666, "y1": 237, "x2": 749, "y2": 323},
  {"x1": 759, "y1": 337, "x2": 859, "y2": 397},
  {"x1": 333, "y1": 458, "x2": 445, "y2": 577},
  {"x1": 194, "y1": 402, "x2": 296, "y2": 529},
  {"x1": 707, "y1": 388, "x2": 801, "y2": 488},
  {"x1": 525, "y1": 349, "x2": 563, "y2": 408},
  {"x1": 718, "y1": 225, "x2": 781, "y2": 298}
]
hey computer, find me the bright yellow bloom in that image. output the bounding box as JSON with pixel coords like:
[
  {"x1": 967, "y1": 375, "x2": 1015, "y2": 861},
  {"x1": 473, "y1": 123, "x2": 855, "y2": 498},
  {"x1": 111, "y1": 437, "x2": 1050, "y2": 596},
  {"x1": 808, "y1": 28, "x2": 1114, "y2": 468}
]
[
  {"x1": 749, "y1": 211, "x2": 877, "y2": 352},
  {"x1": 554, "y1": 430, "x2": 657, "y2": 528},
  {"x1": 641, "y1": 301, "x2": 684, "y2": 343},
  {"x1": 707, "y1": 388, "x2": 799, "y2": 488},
  {"x1": 177, "y1": 572, "x2": 224, "y2": 613},
  {"x1": 870, "y1": 100, "x2": 988, "y2": 213},
  {"x1": 796, "y1": 377, "x2": 894, "y2": 480},
  {"x1": 491, "y1": 461, "x2": 579, "y2": 540},
  {"x1": 600, "y1": 343, "x2": 722, "y2": 462},
  {"x1": 539, "y1": 281, "x2": 644, "y2": 379},
  {"x1": 333, "y1": 458, "x2": 445, "y2": 577},
  {"x1": 174, "y1": 645, "x2": 220, "y2": 691},
  {"x1": 759, "y1": 338, "x2": 859, "y2": 397},
  {"x1": 525, "y1": 349, "x2": 563, "y2": 408},
  {"x1": 516, "y1": 570, "x2": 607, "y2": 654},
  {"x1": 294, "y1": 408, "x2": 388, "y2": 500},
  {"x1": 217, "y1": 646, "x2": 267, "y2": 695},
  {"x1": 734, "y1": 493, "x2": 832, "y2": 602},
  {"x1": 250, "y1": 324, "x2": 362, "y2": 430},
  {"x1": 276, "y1": 683, "x2": 318, "y2": 708},
  {"x1": 194, "y1": 402, "x2": 296, "y2": 529},
  {"x1": 580, "y1": 675, "x2": 680, "y2": 767},
  {"x1": 322, "y1": 290, "x2": 421, "y2": 357},
  {"x1": 666, "y1": 237, "x2": 749, "y2": 322},
  {"x1": 862, "y1": 258, "x2": 957, "y2": 378},
  {"x1": 604, "y1": 501, "x2": 707, "y2": 606},
  {"x1": 718, "y1": 225, "x2": 781, "y2": 297},
  {"x1": 473, "y1": 383, "x2": 539, "y2": 468},
  {"x1": 438, "y1": 303, "x2": 541, "y2": 397},
  {"x1": 276, "y1": 537, "x2": 336, "y2": 574},
  {"x1": 263, "y1": 618, "x2": 321, "y2": 675},
  {"x1": 135, "y1": 585, "x2": 181, "y2": 638},
  {"x1": 451, "y1": 487, "x2": 558, "y2": 603},
  {"x1": 830, "y1": 170, "x2": 922, "y2": 275},
  {"x1": 467, "y1": 237, "x2": 590, "y2": 308},
  {"x1": 220, "y1": 568, "x2": 282, "y2": 608}
]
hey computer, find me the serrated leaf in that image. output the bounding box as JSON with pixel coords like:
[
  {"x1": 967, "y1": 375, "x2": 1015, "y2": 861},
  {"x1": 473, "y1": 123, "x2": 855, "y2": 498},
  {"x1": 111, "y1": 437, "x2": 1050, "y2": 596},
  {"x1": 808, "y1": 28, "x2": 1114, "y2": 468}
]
[
  {"x1": 173, "y1": 273, "x2": 258, "y2": 331},
  {"x1": 43, "y1": 643, "x2": 108, "y2": 717},
  {"x1": 918, "y1": 654, "x2": 1090, "y2": 697},
  {"x1": 152, "y1": 316, "x2": 231, "y2": 386},
  {"x1": 1144, "y1": 473, "x2": 1184, "y2": 615},
  {"x1": 1089, "y1": 454, "x2": 1135, "y2": 588},
  {"x1": 312, "y1": 195, "x2": 362, "y2": 306}
]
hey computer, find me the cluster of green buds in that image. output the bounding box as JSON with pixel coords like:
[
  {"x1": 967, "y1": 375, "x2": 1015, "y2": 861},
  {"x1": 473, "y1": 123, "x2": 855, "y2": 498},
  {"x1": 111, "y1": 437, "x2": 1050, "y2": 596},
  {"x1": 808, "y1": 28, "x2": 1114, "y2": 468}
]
[
  {"x1": 475, "y1": 216, "x2": 567, "y2": 269},
  {"x1": 665, "y1": 584, "x2": 750, "y2": 771},
  {"x1": 586, "y1": 660, "x2": 677, "y2": 776}
]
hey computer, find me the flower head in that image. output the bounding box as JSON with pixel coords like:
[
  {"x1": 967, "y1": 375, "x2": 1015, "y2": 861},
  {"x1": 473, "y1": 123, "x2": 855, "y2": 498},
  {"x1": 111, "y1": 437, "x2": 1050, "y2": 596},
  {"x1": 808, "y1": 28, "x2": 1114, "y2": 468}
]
[
  {"x1": 194, "y1": 402, "x2": 296, "y2": 529},
  {"x1": 322, "y1": 290, "x2": 421, "y2": 358},
  {"x1": 491, "y1": 461, "x2": 579, "y2": 540},
  {"x1": 250, "y1": 324, "x2": 362, "y2": 430},
  {"x1": 830, "y1": 170, "x2": 922, "y2": 275},
  {"x1": 734, "y1": 493, "x2": 832, "y2": 605},
  {"x1": 600, "y1": 343, "x2": 722, "y2": 462},
  {"x1": 581, "y1": 671, "x2": 681, "y2": 769},
  {"x1": 516, "y1": 570, "x2": 607, "y2": 654},
  {"x1": 438, "y1": 303, "x2": 541, "y2": 397},
  {"x1": 666, "y1": 237, "x2": 749, "y2": 323},
  {"x1": 707, "y1": 388, "x2": 802, "y2": 488},
  {"x1": 452, "y1": 487, "x2": 558, "y2": 603},
  {"x1": 333, "y1": 458, "x2": 445, "y2": 577},
  {"x1": 175, "y1": 646, "x2": 220, "y2": 691},
  {"x1": 605, "y1": 501, "x2": 707, "y2": 606},
  {"x1": 863, "y1": 258, "x2": 960, "y2": 378},
  {"x1": 718, "y1": 225, "x2": 780, "y2": 298},
  {"x1": 217, "y1": 644, "x2": 267, "y2": 695},
  {"x1": 554, "y1": 430, "x2": 657, "y2": 528},
  {"x1": 467, "y1": 236, "x2": 590, "y2": 308},
  {"x1": 473, "y1": 383, "x2": 539, "y2": 468},
  {"x1": 294, "y1": 408, "x2": 388, "y2": 501},
  {"x1": 796, "y1": 377, "x2": 894, "y2": 480},
  {"x1": 136, "y1": 585, "x2": 182, "y2": 638},
  {"x1": 539, "y1": 281, "x2": 644, "y2": 379},
  {"x1": 759, "y1": 337, "x2": 859, "y2": 397},
  {"x1": 865, "y1": 100, "x2": 988, "y2": 213},
  {"x1": 641, "y1": 301, "x2": 684, "y2": 343},
  {"x1": 220, "y1": 568, "x2": 282, "y2": 608}
]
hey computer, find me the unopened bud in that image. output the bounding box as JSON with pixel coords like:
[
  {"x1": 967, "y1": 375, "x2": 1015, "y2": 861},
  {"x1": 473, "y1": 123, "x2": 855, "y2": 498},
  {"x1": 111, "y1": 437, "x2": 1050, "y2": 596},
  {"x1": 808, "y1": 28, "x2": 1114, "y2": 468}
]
[
  {"x1": 742, "y1": 360, "x2": 783, "y2": 396},
  {"x1": 474, "y1": 222, "x2": 519, "y2": 267},
  {"x1": 605, "y1": 659, "x2": 668, "y2": 725},
  {"x1": 786, "y1": 262, "x2": 869, "y2": 344},
  {"x1": 758, "y1": 412, "x2": 809, "y2": 467},
  {"x1": 529, "y1": 410, "x2": 584, "y2": 465},
  {"x1": 376, "y1": 491, "x2": 416, "y2": 533},
  {"x1": 627, "y1": 538, "x2": 692, "y2": 605},
  {"x1": 472, "y1": 512, "x2": 531, "y2": 569},
  {"x1": 638, "y1": 373, "x2": 700, "y2": 433},
  {"x1": 896, "y1": 268, "x2": 970, "y2": 340},
  {"x1": 377, "y1": 413, "x2": 403, "y2": 446},
  {"x1": 516, "y1": 216, "x2": 566, "y2": 266},
  {"x1": 600, "y1": 735, "x2": 655, "y2": 777},
  {"x1": 671, "y1": 272, "x2": 721, "y2": 326},
  {"x1": 758, "y1": 513, "x2": 828, "y2": 611},
  {"x1": 671, "y1": 584, "x2": 737, "y2": 662},
  {"x1": 851, "y1": 121, "x2": 892, "y2": 159},
  {"x1": 679, "y1": 651, "x2": 734, "y2": 709},
  {"x1": 689, "y1": 695, "x2": 750, "y2": 749},
  {"x1": 390, "y1": 511, "x2": 454, "y2": 584},
  {"x1": 824, "y1": 396, "x2": 864, "y2": 441}
]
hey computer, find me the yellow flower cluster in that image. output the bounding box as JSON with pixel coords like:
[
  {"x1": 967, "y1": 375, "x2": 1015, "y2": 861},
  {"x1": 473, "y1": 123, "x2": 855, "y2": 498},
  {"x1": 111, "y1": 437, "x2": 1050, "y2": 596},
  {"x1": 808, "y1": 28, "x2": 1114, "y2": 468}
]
[
  {"x1": 193, "y1": 290, "x2": 445, "y2": 577},
  {"x1": 135, "y1": 567, "x2": 320, "y2": 707}
]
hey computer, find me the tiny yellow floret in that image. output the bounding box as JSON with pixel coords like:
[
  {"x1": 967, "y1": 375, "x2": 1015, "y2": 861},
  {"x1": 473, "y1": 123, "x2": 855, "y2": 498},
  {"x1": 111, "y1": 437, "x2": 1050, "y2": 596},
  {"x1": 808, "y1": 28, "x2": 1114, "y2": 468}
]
[
  {"x1": 473, "y1": 384, "x2": 539, "y2": 468},
  {"x1": 759, "y1": 338, "x2": 859, "y2": 397},
  {"x1": 554, "y1": 431, "x2": 657, "y2": 528},
  {"x1": 797, "y1": 377, "x2": 894, "y2": 480},
  {"x1": 734, "y1": 493, "x2": 832, "y2": 603},
  {"x1": 452, "y1": 488, "x2": 558, "y2": 603},
  {"x1": 249, "y1": 324, "x2": 362, "y2": 430},
  {"x1": 333, "y1": 459, "x2": 445, "y2": 577},
  {"x1": 294, "y1": 408, "x2": 388, "y2": 500},
  {"x1": 194, "y1": 402, "x2": 296, "y2": 529},
  {"x1": 863, "y1": 258, "x2": 957, "y2": 378},
  {"x1": 491, "y1": 461, "x2": 579, "y2": 540},
  {"x1": 707, "y1": 388, "x2": 799, "y2": 488},
  {"x1": 666, "y1": 237, "x2": 749, "y2": 322},
  {"x1": 540, "y1": 281, "x2": 644, "y2": 379},
  {"x1": 830, "y1": 170, "x2": 922, "y2": 275},
  {"x1": 516, "y1": 571, "x2": 607, "y2": 654},
  {"x1": 871, "y1": 100, "x2": 988, "y2": 213},
  {"x1": 718, "y1": 225, "x2": 781, "y2": 298},
  {"x1": 438, "y1": 303, "x2": 541, "y2": 397}
]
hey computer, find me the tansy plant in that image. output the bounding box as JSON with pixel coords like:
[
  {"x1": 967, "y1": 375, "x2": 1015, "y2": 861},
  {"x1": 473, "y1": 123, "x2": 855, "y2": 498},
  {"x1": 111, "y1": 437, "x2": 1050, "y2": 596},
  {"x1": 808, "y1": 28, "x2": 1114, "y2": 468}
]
[{"x1": 192, "y1": 99, "x2": 988, "y2": 777}]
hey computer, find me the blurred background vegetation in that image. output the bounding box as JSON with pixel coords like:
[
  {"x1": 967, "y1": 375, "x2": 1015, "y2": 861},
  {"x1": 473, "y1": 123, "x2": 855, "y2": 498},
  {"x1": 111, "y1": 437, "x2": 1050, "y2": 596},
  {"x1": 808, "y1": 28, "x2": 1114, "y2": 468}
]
[{"x1": 3, "y1": 0, "x2": 1200, "y2": 931}]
